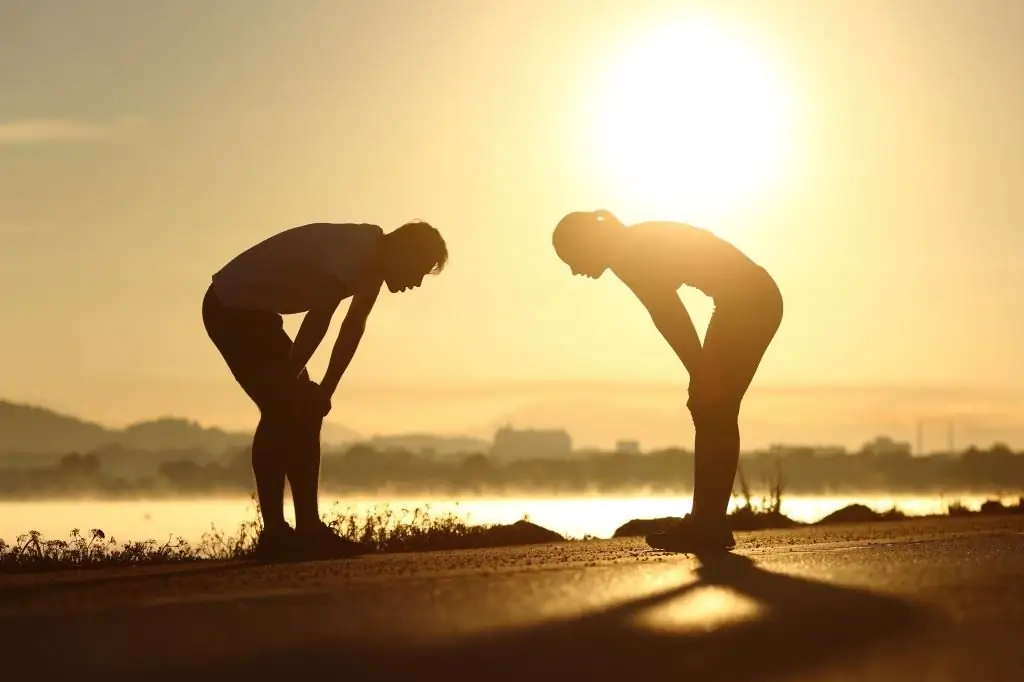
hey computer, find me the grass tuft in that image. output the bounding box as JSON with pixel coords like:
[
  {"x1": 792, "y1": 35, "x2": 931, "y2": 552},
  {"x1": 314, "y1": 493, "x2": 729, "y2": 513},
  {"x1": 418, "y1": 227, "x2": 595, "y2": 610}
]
[{"x1": 0, "y1": 527, "x2": 200, "y2": 573}]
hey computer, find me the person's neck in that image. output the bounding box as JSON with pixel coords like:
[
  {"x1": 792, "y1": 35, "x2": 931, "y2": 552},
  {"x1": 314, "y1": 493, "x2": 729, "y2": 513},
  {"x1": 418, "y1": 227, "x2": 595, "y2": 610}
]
[
  {"x1": 375, "y1": 235, "x2": 395, "y2": 278},
  {"x1": 604, "y1": 223, "x2": 631, "y2": 250},
  {"x1": 597, "y1": 225, "x2": 633, "y2": 273}
]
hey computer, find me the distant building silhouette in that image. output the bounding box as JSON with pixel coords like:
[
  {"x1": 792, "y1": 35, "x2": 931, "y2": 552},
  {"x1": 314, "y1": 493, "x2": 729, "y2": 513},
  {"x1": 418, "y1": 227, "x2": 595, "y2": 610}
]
[
  {"x1": 616, "y1": 439, "x2": 641, "y2": 455},
  {"x1": 861, "y1": 436, "x2": 912, "y2": 458},
  {"x1": 765, "y1": 444, "x2": 845, "y2": 458},
  {"x1": 490, "y1": 426, "x2": 572, "y2": 462}
]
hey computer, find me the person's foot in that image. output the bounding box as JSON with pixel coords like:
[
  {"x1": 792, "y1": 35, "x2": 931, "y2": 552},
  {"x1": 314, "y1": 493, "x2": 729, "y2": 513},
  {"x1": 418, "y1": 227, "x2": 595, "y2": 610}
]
[
  {"x1": 645, "y1": 514, "x2": 736, "y2": 554},
  {"x1": 295, "y1": 521, "x2": 370, "y2": 560},
  {"x1": 253, "y1": 523, "x2": 300, "y2": 563}
]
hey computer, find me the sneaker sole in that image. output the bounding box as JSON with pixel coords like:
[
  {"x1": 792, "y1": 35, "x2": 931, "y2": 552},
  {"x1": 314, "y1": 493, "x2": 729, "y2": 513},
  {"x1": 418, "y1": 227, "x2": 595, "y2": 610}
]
[{"x1": 645, "y1": 534, "x2": 736, "y2": 554}]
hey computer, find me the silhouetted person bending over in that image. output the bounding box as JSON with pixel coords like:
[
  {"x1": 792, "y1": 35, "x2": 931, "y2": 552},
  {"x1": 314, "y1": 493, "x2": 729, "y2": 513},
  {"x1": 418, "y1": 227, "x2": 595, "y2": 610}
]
[
  {"x1": 553, "y1": 210, "x2": 783, "y2": 553},
  {"x1": 203, "y1": 220, "x2": 448, "y2": 561}
]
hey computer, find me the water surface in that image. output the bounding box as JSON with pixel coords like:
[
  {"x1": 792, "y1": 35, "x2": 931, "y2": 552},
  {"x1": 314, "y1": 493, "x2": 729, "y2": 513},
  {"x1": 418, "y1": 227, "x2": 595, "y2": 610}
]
[{"x1": 1, "y1": 492, "x2": 1012, "y2": 545}]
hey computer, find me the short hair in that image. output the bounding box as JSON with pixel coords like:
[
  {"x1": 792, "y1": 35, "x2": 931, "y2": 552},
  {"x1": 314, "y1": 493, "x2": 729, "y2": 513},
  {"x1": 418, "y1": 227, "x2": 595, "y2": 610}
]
[{"x1": 394, "y1": 220, "x2": 448, "y2": 274}]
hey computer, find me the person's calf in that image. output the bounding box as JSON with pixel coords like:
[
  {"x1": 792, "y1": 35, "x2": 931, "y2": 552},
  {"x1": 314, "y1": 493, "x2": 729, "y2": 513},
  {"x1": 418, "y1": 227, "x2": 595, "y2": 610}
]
[
  {"x1": 689, "y1": 402, "x2": 742, "y2": 522},
  {"x1": 251, "y1": 415, "x2": 291, "y2": 529},
  {"x1": 285, "y1": 409, "x2": 325, "y2": 530}
]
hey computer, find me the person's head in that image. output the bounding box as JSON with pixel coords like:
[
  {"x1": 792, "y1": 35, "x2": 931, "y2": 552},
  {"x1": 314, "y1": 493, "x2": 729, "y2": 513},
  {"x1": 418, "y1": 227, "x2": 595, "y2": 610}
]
[
  {"x1": 381, "y1": 220, "x2": 449, "y2": 293},
  {"x1": 552, "y1": 209, "x2": 624, "y2": 279}
]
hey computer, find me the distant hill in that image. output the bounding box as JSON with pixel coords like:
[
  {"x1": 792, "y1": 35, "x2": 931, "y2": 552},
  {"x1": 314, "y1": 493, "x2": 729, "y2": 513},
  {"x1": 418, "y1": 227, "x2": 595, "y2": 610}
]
[
  {"x1": 0, "y1": 401, "x2": 110, "y2": 454},
  {"x1": 0, "y1": 400, "x2": 361, "y2": 456},
  {"x1": 321, "y1": 421, "x2": 362, "y2": 446},
  {"x1": 115, "y1": 418, "x2": 251, "y2": 453}
]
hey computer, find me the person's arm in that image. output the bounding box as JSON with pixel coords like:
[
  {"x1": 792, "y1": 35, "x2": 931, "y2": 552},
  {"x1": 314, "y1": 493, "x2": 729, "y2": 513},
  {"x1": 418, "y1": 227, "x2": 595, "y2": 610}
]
[
  {"x1": 283, "y1": 297, "x2": 344, "y2": 382},
  {"x1": 623, "y1": 278, "x2": 703, "y2": 375},
  {"x1": 319, "y1": 278, "x2": 383, "y2": 397}
]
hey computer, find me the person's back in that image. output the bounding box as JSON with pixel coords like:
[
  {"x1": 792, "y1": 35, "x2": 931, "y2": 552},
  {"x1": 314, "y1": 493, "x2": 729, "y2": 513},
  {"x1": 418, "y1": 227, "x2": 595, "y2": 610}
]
[
  {"x1": 211, "y1": 222, "x2": 383, "y2": 315},
  {"x1": 612, "y1": 221, "x2": 769, "y2": 302}
]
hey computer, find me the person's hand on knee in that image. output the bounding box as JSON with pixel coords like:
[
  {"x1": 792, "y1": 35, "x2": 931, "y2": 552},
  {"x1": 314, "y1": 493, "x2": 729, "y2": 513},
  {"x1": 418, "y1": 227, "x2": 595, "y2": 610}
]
[
  {"x1": 297, "y1": 379, "x2": 332, "y2": 418},
  {"x1": 267, "y1": 371, "x2": 328, "y2": 419},
  {"x1": 310, "y1": 382, "x2": 332, "y2": 418}
]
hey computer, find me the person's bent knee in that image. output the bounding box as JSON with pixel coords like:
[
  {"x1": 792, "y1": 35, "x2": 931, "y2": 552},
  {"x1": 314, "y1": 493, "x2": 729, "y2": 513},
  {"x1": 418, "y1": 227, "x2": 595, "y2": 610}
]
[
  {"x1": 688, "y1": 399, "x2": 740, "y2": 431},
  {"x1": 255, "y1": 407, "x2": 299, "y2": 441},
  {"x1": 259, "y1": 402, "x2": 320, "y2": 436}
]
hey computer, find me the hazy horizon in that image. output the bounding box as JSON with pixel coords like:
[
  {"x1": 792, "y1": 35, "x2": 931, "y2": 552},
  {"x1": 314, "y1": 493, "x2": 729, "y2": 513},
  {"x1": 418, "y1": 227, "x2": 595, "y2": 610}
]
[{"x1": 3, "y1": 0, "x2": 1023, "y2": 446}]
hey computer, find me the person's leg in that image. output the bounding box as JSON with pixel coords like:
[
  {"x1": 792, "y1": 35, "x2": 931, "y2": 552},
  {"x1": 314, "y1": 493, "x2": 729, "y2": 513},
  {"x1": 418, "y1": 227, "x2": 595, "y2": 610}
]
[
  {"x1": 202, "y1": 285, "x2": 293, "y2": 535},
  {"x1": 245, "y1": 360, "x2": 364, "y2": 557},
  {"x1": 692, "y1": 284, "x2": 783, "y2": 523},
  {"x1": 287, "y1": 371, "x2": 325, "y2": 532},
  {"x1": 286, "y1": 375, "x2": 369, "y2": 557},
  {"x1": 648, "y1": 276, "x2": 782, "y2": 552},
  {"x1": 251, "y1": 413, "x2": 291, "y2": 531},
  {"x1": 689, "y1": 396, "x2": 741, "y2": 524}
]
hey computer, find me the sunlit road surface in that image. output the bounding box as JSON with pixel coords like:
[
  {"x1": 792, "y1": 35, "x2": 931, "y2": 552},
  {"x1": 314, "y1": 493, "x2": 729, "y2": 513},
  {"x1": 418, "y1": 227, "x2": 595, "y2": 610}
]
[{"x1": 2, "y1": 516, "x2": 1023, "y2": 682}]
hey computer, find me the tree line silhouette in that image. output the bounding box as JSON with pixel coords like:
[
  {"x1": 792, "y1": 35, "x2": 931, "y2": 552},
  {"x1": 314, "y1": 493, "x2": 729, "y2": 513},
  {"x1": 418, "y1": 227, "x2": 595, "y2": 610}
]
[{"x1": 2, "y1": 436, "x2": 1024, "y2": 499}]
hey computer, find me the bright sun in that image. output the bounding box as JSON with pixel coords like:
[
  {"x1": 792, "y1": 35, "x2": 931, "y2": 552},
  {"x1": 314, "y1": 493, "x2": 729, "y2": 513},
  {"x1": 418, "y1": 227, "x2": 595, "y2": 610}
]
[{"x1": 588, "y1": 14, "x2": 795, "y2": 227}]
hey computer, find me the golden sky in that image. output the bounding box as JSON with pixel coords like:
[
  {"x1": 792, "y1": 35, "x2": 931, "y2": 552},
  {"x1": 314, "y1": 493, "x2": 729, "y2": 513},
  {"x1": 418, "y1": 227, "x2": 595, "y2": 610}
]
[{"x1": 1, "y1": 0, "x2": 1022, "y2": 438}]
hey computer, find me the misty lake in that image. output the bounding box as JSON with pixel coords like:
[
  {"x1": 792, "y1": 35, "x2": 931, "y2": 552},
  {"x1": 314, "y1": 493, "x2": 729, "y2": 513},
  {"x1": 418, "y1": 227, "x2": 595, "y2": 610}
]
[{"x1": 1, "y1": 492, "x2": 1016, "y2": 545}]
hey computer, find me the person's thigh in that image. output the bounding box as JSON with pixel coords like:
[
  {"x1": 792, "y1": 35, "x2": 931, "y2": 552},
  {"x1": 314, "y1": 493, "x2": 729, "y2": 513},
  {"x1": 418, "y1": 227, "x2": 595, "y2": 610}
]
[
  {"x1": 203, "y1": 288, "x2": 294, "y2": 413},
  {"x1": 701, "y1": 287, "x2": 783, "y2": 405}
]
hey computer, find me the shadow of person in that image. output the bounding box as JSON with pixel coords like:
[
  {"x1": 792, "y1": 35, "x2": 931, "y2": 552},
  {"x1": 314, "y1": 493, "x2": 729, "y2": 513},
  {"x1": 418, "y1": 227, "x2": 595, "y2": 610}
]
[{"x1": 189, "y1": 551, "x2": 934, "y2": 682}]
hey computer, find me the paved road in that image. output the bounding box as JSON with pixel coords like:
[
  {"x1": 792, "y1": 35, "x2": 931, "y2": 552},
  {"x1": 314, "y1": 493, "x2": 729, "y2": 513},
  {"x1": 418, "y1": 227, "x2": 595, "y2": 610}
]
[{"x1": 2, "y1": 515, "x2": 1023, "y2": 681}]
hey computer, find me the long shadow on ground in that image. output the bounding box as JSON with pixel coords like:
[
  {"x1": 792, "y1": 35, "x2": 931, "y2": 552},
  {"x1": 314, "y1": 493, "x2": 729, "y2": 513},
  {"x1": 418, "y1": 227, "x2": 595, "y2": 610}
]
[{"x1": 183, "y1": 553, "x2": 934, "y2": 682}]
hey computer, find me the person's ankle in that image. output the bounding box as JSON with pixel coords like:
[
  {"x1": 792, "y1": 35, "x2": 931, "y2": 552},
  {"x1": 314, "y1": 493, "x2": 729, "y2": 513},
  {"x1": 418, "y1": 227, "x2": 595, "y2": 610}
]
[
  {"x1": 295, "y1": 518, "x2": 326, "y2": 535},
  {"x1": 689, "y1": 511, "x2": 728, "y2": 528},
  {"x1": 262, "y1": 519, "x2": 291, "y2": 534}
]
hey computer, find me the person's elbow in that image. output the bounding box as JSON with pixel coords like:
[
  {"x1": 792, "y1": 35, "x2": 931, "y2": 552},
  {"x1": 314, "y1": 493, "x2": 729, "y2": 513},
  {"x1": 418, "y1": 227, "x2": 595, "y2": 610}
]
[{"x1": 306, "y1": 306, "x2": 336, "y2": 332}]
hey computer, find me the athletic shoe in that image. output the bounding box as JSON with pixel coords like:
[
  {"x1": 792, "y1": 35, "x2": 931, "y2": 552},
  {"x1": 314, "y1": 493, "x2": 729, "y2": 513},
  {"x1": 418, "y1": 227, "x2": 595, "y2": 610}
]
[
  {"x1": 645, "y1": 514, "x2": 736, "y2": 554},
  {"x1": 295, "y1": 521, "x2": 371, "y2": 560},
  {"x1": 253, "y1": 523, "x2": 300, "y2": 563}
]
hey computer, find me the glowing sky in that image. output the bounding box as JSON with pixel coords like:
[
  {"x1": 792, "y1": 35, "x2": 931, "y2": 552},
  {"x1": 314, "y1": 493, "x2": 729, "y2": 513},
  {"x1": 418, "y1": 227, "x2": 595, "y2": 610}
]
[{"x1": 2, "y1": 0, "x2": 1022, "y2": 437}]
